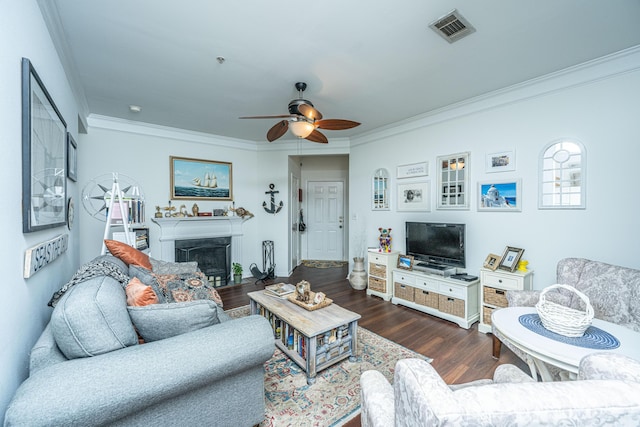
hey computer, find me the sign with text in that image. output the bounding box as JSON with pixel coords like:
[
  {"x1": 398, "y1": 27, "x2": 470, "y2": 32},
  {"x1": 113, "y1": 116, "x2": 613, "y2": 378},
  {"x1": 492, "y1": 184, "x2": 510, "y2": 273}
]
[{"x1": 24, "y1": 234, "x2": 68, "y2": 278}]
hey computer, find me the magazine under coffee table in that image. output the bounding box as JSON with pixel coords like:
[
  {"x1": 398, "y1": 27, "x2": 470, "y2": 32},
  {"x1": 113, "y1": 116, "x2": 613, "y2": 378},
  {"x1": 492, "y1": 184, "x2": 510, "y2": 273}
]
[{"x1": 249, "y1": 290, "x2": 361, "y2": 384}]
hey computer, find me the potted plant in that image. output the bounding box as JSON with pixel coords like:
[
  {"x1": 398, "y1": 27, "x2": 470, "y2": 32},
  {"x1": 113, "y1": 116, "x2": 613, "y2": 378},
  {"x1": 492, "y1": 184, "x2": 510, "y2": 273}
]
[{"x1": 232, "y1": 262, "x2": 243, "y2": 284}]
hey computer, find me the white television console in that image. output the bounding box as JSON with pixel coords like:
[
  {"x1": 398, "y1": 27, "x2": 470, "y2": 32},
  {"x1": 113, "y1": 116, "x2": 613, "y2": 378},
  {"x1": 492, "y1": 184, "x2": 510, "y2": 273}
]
[{"x1": 391, "y1": 268, "x2": 480, "y2": 329}]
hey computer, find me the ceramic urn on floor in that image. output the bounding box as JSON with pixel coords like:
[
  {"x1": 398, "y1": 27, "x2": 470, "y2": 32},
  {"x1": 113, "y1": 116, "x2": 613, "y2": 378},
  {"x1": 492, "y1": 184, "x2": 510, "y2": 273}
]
[{"x1": 349, "y1": 257, "x2": 368, "y2": 290}]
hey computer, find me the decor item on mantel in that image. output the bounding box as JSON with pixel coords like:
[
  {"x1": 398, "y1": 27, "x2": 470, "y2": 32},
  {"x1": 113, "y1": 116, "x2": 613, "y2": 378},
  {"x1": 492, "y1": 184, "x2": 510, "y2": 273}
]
[
  {"x1": 348, "y1": 257, "x2": 367, "y2": 290},
  {"x1": 230, "y1": 206, "x2": 254, "y2": 219},
  {"x1": 378, "y1": 228, "x2": 392, "y2": 253}
]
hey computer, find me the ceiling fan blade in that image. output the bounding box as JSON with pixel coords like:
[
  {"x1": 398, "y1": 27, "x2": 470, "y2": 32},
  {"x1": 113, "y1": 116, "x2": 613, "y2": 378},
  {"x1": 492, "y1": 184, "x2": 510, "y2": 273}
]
[
  {"x1": 298, "y1": 104, "x2": 323, "y2": 121},
  {"x1": 240, "y1": 114, "x2": 295, "y2": 119},
  {"x1": 267, "y1": 120, "x2": 289, "y2": 142},
  {"x1": 315, "y1": 119, "x2": 361, "y2": 130},
  {"x1": 305, "y1": 129, "x2": 328, "y2": 144}
]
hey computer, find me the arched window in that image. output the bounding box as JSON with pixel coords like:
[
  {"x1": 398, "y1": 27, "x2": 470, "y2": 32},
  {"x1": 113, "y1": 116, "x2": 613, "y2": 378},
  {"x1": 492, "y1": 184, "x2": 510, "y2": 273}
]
[
  {"x1": 372, "y1": 168, "x2": 390, "y2": 210},
  {"x1": 539, "y1": 139, "x2": 586, "y2": 209}
]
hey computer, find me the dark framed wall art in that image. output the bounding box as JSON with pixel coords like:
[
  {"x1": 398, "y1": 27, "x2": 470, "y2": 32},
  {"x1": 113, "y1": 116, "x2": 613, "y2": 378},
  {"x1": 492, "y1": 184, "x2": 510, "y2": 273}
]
[
  {"x1": 22, "y1": 58, "x2": 67, "y2": 233},
  {"x1": 67, "y1": 133, "x2": 77, "y2": 182}
]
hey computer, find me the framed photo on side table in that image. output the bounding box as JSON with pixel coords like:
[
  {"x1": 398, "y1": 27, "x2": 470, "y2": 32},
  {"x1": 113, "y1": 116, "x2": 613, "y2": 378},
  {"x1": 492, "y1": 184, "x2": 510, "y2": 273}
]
[
  {"x1": 483, "y1": 253, "x2": 501, "y2": 271},
  {"x1": 397, "y1": 254, "x2": 414, "y2": 270},
  {"x1": 498, "y1": 247, "x2": 524, "y2": 272}
]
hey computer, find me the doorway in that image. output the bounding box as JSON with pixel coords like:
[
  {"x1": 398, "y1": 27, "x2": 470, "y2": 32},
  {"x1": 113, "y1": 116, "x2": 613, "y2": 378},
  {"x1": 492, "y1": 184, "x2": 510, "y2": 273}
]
[{"x1": 306, "y1": 181, "x2": 345, "y2": 261}]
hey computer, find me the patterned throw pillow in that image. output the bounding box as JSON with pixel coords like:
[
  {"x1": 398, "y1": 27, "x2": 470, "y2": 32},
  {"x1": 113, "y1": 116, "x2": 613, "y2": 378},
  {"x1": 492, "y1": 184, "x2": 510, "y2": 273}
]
[
  {"x1": 153, "y1": 271, "x2": 223, "y2": 307},
  {"x1": 149, "y1": 257, "x2": 198, "y2": 275},
  {"x1": 128, "y1": 265, "x2": 223, "y2": 307}
]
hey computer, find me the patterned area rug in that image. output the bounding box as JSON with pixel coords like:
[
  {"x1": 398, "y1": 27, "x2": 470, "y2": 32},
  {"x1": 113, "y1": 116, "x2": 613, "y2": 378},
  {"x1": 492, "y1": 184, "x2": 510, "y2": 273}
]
[
  {"x1": 226, "y1": 305, "x2": 432, "y2": 426},
  {"x1": 301, "y1": 260, "x2": 349, "y2": 268}
]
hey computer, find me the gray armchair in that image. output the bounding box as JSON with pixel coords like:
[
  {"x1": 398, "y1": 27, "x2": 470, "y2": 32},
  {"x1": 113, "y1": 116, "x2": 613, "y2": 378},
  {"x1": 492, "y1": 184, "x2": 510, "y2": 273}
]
[{"x1": 361, "y1": 353, "x2": 640, "y2": 426}]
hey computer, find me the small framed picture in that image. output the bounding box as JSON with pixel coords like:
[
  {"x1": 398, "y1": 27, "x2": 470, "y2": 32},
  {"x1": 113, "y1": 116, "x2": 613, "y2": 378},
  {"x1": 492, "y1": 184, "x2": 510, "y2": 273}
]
[
  {"x1": 498, "y1": 247, "x2": 525, "y2": 272},
  {"x1": 483, "y1": 253, "x2": 501, "y2": 271},
  {"x1": 486, "y1": 150, "x2": 516, "y2": 173},
  {"x1": 397, "y1": 254, "x2": 414, "y2": 270},
  {"x1": 397, "y1": 180, "x2": 430, "y2": 212}
]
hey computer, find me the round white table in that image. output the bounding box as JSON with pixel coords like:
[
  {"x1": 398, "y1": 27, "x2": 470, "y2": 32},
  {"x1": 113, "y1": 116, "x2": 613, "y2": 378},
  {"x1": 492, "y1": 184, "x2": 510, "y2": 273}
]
[{"x1": 492, "y1": 306, "x2": 640, "y2": 381}]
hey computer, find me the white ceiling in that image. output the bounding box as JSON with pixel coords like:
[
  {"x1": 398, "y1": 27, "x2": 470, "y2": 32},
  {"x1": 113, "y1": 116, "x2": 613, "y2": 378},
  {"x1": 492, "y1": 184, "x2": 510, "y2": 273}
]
[{"x1": 40, "y1": 0, "x2": 640, "y2": 142}]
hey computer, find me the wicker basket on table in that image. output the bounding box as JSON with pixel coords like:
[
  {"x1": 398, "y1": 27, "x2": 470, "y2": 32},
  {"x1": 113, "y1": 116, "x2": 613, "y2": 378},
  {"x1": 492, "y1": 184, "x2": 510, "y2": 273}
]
[{"x1": 535, "y1": 284, "x2": 594, "y2": 337}]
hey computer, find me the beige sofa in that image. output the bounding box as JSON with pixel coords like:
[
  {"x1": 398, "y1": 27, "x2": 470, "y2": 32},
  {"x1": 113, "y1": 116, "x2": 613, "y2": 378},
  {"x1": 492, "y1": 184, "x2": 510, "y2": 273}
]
[{"x1": 361, "y1": 353, "x2": 640, "y2": 426}]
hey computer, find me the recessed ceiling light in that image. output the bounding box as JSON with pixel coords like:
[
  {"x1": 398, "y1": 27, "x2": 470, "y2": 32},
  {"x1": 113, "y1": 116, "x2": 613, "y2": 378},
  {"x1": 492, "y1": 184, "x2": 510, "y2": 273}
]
[{"x1": 129, "y1": 105, "x2": 142, "y2": 113}]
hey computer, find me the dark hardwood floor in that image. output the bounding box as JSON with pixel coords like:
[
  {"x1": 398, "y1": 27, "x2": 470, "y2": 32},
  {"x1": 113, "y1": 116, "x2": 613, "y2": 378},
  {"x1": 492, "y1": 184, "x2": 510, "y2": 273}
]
[{"x1": 218, "y1": 265, "x2": 527, "y2": 426}]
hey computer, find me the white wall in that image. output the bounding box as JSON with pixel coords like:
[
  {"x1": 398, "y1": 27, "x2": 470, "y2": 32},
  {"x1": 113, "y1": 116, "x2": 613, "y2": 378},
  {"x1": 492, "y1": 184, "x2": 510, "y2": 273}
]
[
  {"x1": 77, "y1": 119, "x2": 261, "y2": 272},
  {"x1": 349, "y1": 48, "x2": 640, "y2": 288},
  {"x1": 0, "y1": 0, "x2": 81, "y2": 420}
]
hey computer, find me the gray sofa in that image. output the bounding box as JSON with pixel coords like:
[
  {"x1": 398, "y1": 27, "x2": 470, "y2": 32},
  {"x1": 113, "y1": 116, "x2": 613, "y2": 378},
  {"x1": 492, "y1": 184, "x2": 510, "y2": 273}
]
[
  {"x1": 361, "y1": 353, "x2": 640, "y2": 426},
  {"x1": 4, "y1": 255, "x2": 274, "y2": 427},
  {"x1": 493, "y1": 257, "x2": 640, "y2": 375}
]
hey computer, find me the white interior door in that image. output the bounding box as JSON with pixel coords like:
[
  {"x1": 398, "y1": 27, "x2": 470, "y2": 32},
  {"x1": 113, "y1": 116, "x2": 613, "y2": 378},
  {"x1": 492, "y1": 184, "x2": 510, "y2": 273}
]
[
  {"x1": 290, "y1": 174, "x2": 300, "y2": 271},
  {"x1": 306, "y1": 181, "x2": 344, "y2": 261}
]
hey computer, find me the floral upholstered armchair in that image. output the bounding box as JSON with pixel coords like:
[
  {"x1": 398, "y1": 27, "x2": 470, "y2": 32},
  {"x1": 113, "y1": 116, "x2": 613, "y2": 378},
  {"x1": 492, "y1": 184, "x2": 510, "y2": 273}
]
[
  {"x1": 493, "y1": 257, "x2": 640, "y2": 379},
  {"x1": 361, "y1": 353, "x2": 640, "y2": 427}
]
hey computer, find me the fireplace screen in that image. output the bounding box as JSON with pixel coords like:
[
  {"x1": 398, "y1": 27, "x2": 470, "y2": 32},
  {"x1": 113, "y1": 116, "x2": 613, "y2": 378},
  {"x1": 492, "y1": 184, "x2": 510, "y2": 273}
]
[{"x1": 175, "y1": 237, "x2": 231, "y2": 286}]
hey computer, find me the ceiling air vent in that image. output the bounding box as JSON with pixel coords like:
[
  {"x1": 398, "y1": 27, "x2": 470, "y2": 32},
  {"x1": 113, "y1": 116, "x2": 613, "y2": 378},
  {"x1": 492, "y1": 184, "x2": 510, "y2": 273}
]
[{"x1": 429, "y1": 9, "x2": 476, "y2": 43}]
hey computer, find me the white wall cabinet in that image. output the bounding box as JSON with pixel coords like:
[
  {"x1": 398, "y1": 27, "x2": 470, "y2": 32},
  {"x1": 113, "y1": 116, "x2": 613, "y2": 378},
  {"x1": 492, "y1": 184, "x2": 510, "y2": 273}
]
[
  {"x1": 478, "y1": 268, "x2": 534, "y2": 333},
  {"x1": 391, "y1": 269, "x2": 479, "y2": 329}
]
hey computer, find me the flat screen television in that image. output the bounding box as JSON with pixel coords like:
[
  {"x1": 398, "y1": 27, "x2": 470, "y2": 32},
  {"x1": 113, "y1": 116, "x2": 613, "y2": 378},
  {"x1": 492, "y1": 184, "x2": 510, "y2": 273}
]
[{"x1": 405, "y1": 222, "x2": 465, "y2": 269}]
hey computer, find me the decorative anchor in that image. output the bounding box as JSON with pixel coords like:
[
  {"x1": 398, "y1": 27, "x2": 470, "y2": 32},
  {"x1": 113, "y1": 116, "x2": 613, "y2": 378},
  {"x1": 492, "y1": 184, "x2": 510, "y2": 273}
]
[{"x1": 263, "y1": 183, "x2": 283, "y2": 214}]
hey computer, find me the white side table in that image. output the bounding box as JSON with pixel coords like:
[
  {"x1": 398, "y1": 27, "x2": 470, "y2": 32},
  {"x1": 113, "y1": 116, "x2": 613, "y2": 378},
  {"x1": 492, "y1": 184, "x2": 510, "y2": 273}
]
[
  {"x1": 478, "y1": 268, "x2": 533, "y2": 334},
  {"x1": 366, "y1": 250, "x2": 399, "y2": 301}
]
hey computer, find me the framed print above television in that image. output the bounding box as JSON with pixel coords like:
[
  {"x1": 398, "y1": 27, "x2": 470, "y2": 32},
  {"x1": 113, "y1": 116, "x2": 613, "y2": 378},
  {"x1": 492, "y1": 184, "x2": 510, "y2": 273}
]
[
  {"x1": 486, "y1": 150, "x2": 516, "y2": 173},
  {"x1": 170, "y1": 156, "x2": 233, "y2": 201},
  {"x1": 397, "y1": 180, "x2": 430, "y2": 212},
  {"x1": 478, "y1": 179, "x2": 521, "y2": 212},
  {"x1": 22, "y1": 58, "x2": 68, "y2": 233}
]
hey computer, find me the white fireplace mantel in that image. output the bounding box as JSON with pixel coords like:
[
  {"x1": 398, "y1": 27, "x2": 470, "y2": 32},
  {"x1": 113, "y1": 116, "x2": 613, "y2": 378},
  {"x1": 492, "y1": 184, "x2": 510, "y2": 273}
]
[{"x1": 151, "y1": 216, "x2": 244, "y2": 265}]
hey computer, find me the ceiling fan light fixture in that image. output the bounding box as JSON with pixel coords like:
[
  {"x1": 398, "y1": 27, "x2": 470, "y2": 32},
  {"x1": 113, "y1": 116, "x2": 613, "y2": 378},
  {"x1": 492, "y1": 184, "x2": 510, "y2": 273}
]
[{"x1": 289, "y1": 120, "x2": 315, "y2": 138}]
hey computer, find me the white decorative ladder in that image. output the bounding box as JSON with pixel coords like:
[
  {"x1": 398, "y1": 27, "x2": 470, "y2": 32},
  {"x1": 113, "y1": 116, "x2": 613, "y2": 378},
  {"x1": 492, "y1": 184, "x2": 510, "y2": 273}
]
[{"x1": 101, "y1": 173, "x2": 133, "y2": 254}]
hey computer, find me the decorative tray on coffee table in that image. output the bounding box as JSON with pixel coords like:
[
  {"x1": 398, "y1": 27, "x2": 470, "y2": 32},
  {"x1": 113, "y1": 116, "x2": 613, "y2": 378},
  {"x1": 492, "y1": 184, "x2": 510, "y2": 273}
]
[{"x1": 287, "y1": 291, "x2": 333, "y2": 311}]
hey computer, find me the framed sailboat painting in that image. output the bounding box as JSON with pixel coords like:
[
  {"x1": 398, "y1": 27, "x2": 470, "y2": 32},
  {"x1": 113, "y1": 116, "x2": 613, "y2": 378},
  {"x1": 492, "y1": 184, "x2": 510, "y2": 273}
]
[{"x1": 170, "y1": 156, "x2": 233, "y2": 201}]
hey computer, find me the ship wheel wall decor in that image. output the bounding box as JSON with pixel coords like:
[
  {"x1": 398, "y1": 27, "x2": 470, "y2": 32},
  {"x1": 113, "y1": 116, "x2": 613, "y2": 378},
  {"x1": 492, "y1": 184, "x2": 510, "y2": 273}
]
[
  {"x1": 240, "y1": 82, "x2": 360, "y2": 143},
  {"x1": 82, "y1": 173, "x2": 144, "y2": 221}
]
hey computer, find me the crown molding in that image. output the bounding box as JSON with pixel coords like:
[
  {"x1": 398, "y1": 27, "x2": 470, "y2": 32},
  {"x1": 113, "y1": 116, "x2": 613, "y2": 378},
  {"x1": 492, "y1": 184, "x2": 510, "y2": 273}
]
[
  {"x1": 351, "y1": 45, "x2": 640, "y2": 147},
  {"x1": 37, "y1": 0, "x2": 90, "y2": 132},
  {"x1": 87, "y1": 114, "x2": 257, "y2": 151}
]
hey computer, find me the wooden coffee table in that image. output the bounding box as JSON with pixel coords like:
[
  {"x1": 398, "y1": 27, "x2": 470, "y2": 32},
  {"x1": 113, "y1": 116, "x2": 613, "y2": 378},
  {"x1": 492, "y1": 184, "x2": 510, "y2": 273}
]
[
  {"x1": 493, "y1": 306, "x2": 640, "y2": 381},
  {"x1": 248, "y1": 290, "x2": 361, "y2": 384}
]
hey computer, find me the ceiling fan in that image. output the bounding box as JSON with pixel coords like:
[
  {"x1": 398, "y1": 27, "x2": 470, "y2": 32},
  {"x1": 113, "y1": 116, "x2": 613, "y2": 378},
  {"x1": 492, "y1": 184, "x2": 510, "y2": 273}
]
[{"x1": 240, "y1": 82, "x2": 360, "y2": 143}]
